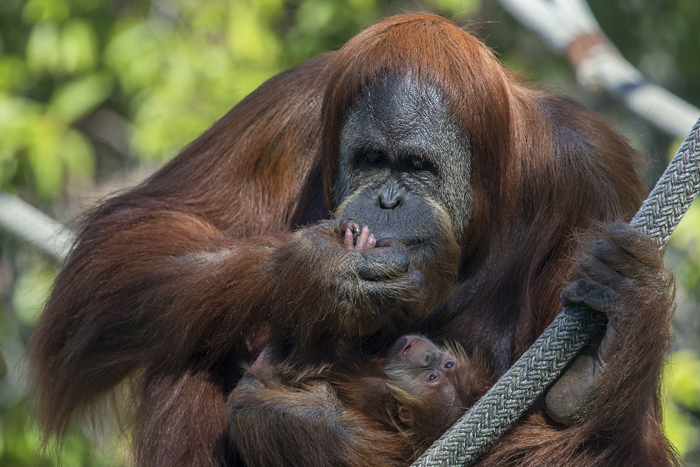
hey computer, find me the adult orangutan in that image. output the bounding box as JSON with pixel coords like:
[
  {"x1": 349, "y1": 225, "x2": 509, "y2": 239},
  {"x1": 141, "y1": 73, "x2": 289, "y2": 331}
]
[{"x1": 30, "y1": 13, "x2": 676, "y2": 467}]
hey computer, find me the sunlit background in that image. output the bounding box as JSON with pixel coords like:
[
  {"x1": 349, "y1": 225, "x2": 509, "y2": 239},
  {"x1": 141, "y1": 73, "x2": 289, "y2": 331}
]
[{"x1": 1, "y1": 0, "x2": 699, "y2": 465}]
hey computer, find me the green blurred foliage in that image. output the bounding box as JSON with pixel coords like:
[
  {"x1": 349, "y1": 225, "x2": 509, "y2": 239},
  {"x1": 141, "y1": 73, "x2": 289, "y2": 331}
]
[
  {"x1": 0, "y1": 0, "x2": 699, "y2": 465},
  {"x1": 664, "y1": 350, "x2": 700, "y2": 458}
]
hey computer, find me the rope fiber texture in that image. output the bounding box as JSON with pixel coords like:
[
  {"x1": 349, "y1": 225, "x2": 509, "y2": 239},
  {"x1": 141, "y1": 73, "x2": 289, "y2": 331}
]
[{"x1": 411, "y1": 116, "x2": 700, "y2": 467}]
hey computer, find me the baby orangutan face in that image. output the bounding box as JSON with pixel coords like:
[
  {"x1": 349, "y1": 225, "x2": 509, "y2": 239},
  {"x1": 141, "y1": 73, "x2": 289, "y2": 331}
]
[{"x1": 384, "y1": 335, "x2": 492, "y2": 442}]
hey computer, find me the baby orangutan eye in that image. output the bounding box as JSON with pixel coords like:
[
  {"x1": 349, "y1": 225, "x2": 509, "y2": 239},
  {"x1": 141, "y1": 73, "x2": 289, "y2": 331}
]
[
  {"x1": 443, "y1": 361, "x2": 454, "y2": 369},
  {"x1": 427, "y1": 373, "x2": 438, "y2": 382}
]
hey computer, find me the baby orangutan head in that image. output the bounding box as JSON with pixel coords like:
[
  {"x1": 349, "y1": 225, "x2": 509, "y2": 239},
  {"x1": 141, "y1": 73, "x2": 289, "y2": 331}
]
[{"x1": 384, "y1": 335, "x2": 494, "y2": 444}]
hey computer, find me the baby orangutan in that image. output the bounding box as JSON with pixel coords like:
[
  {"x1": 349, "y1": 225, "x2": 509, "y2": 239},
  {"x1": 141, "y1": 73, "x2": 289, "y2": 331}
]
[
  {"x1": 384, "y1": 335, "x2": 494, "y2": 446},
  {"x1": 229, "y1": 332, "x2": 494, "y2": 467}
]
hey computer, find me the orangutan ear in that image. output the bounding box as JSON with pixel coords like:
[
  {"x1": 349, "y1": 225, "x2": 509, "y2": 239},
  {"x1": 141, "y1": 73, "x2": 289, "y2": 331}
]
[{"x1": 398, "y1": 405, "x2": 414, "y2": 425}]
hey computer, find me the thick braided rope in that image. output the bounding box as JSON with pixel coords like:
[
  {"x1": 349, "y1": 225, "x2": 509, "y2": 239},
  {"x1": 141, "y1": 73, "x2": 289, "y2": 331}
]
[
  {"x1": 411, "y1": 116, "x2": 700, "y2": 467},
  {"x1": 630, "y1": 119, "x2": 700, "y2": 243}
]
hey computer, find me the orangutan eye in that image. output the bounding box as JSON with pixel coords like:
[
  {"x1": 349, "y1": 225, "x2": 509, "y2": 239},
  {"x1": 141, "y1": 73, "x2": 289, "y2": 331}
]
[
  {"x1": 405, "y1": 155, "x2": 435, "y2": 173},
  {"x1": 363, "y1": 152, "x2": 385, "y2": 167},
  {"x1": 427, "y1": 373, "x2": 438, "y2": 382},
  {"x1": 444, "y1": 361, "x2": 454, "y2": 369}
]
